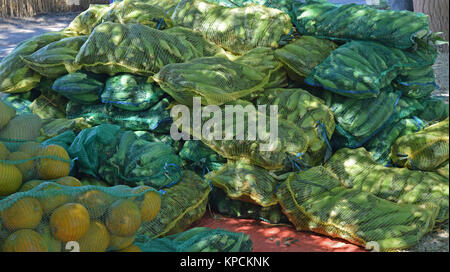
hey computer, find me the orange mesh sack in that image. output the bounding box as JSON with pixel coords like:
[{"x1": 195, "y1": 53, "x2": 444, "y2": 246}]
[{"x1": 390, "y1": 117, "x2": 449, "y2": 171}]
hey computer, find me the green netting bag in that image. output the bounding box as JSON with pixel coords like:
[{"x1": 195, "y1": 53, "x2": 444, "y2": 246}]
[
  {"x1": 103, "y1": 0, "x2": 173, "y2": 29},
  {"x1": 138, "y1": 170, "x2": 211, "y2": 239},
  {"x1": 393, "y1": 66, "x2": 438, "y2": 99},
  {"x1": 101, "y1": 74, "x2": 165, "y2": 111},
  {"x1": 98, "y1": 133, "x2": 182, "y2": 189},
  {"x1": 255, "y1": 88, "x2": 335, "y2": 166},
  {"x1": 390, "y1": 118, "x2": 449, "y2": 171},
  {"x1": 74, "y1": 22, "x2": 203, "y2": 76},
  {"x1": 234, "y1": 47, "x2": 288, "y2": 89},
  {"x1": 52, "y1": 72, "x2": 105, "y2": 104},
  {"x1": 0, "y1": 100, "x2": 16, "y2": 130},
  {"x1": 21, "y1": 36, "x2": 88, "y2": 79},
  {"x1": 173, "y1": 100, "x2": 310, "y2": 170},
  {"x1": 0, "y1": 32, "x2": 70, "y2": 93},
  {"x1": 0, "y1": 182, "x2": 163, "y2": 252},
  {"x1": 64, "y1": 4, "x2": 114, "y2": 35},
  {"x1": 127, "y1": 0, "x2": 182, "y2": 17},
  {"x1": 171, "y1": 0, "x2": 292, "y2": 54},
  {"x1": 305, "y1": 41, "x2": 438, "y2": 99},
  {"x1": 416, "y1": 97, "x2": 449, "y2": 122},
  {"x1": 66, "y1": 98, "x2": 172, "y2": 132},
  {"x1": 276, "y1": 166, "x2": 439, "y2": 252},
  {"x1": 38, "y1": 118, "x2": 90, "y2": 144},
  {"x1": 325, "y1": 89, "x2": 402, "y2": 148},
  {"x1": 324, "y1": 147, "x2": 449, "y2": 222},
  {"x1": 274, "y1": 36, "x2": 337, "y2": 82},
  {"x1": 363, "y1": 117, "x2": 425, "y2": 165},
  {"x1": 179, "y1": 140, "x2": 226, "y2": 173},
  {"x1": 209, "y1": 187, "x2": 289, "y2": 224},
  {"x1": 0, "y1": 137, "x2": 72, "y2": 197},
  {"x1": 135, "y1": 227, "x2": 253, "y2": 252},
  {"x1": 0, "y1": 114, "x2": 42, "y2": 143},
  {"x1": 292, "y1": 0, "x2": 431, "y2": 49},
  {"x1": 436, "y1": 161, "x2": 449, "y2": 180},
  {"x1": 154, "y1": 56, "x2": 269, "y2": 106},
  {"x1": 0, "y1": 93, "x2": 33, "y2": 116},
  {"x1": 205, "y1": 160, "x2": 279, "y2": 207}
]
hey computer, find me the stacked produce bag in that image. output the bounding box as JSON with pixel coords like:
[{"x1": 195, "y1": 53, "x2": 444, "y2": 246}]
[{"x1": 0, "y1": 0, "x2": 448, "y2": 252}]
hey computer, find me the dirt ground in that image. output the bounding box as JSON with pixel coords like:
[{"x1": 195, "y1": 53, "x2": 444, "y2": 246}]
[{"x1": 0, "y1": 11, "x2": 448, "y2": 252}]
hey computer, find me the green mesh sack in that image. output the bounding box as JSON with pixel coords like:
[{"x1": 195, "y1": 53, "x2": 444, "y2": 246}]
[
  {"x1": 0, "y1": 32, "x2": 70, "y2": 94},
  {"x1": 66, "y1": 98, "x2": 172, "y2": 132},
  {"x1": 305, "y1": 41, "x2": 438, "y2": 99},
  {"x1": 0, "y1": 93, "x2": 33, "y2": 116},
  {"x1": 0, "y1": 138, "x2": 72, "y2": 197},
  {"x1": 324, "y1": 147, "x2": 449, "y2": 222},
  {"x1": 163, "y1": 27, "x2": 226, "y2": 57},
  {"x1": 390, "y1": 118, "x2": 449, "y2": 171},
  {"x1": 325, "y1": 89, "x2": 402, "y2": 148},
  {"x1": 0, "y1": 182, "x2": 163, "y2": 252},
  {"x1": 393, "y1": 66, "x2": 438, "y2": 99},
  {"x1": 38, "y1": 118, "x2": 90, "y2": 144},
  {"x1": 127, "y1": 0, "x2": 182, "y2": 17},
  {"x1": 52, "y1": 72, "x2": 104, "y2": 104},
  {"x1": 292, "y1": 0, "x2": 431, "y2": 49},
  {"x1": 274, "y1": 36, "x2": 337, "y2": 82},
  {"x1": 255, "y1": 88, "x2": 335, "y2": 166},
  {"x1": 0, "y1": 114, "x2": 42, "y2": 143},
  {"x1": 205, "y1": 0, "x2": 294, "y2": 13},
  {"x1": 21, "y1": 36, "x2": 88, "y2": 79},
  {"x1": 276, "y1": 166, "x2": 439, "y2": 251},
  {"x1": 416, "y1": 97, "x2": 449, "y2": 122},
  {"x1": 363, "y1": 117, "x2": 425, "y2": 165},
  {"x1": 98, "y1": 132, "x2": 182, "y2": 189},
  {"x1": 205, "y1": 160, "x2": 279, "y2": 207},
  {"x1": 103, "y1": 0, "x2": 173, "y2": 29},
  {"x1": 101, "y1": 74, "x2": 165, "y2": 111},
  {"x1": 154, "y1": 56, "x2": 269, "y2": 106},
  {"x1": 171, "y1": 0, "x2": 292, "y2": 54},
  {"x1": 179, "y1": 140, "x2": 226, "y2": 172},
  {"x1": 436, "y1": 161, "x2": 449, "y2": 180},
  {"x1": 234, "y1": 47, "x2": 288, "y2": 89},
  {"x1": 135, "y1": 131, "x2": 183, "y2": 152},
  {"x1": 135, "y1": 227, "x2": 252, "y2": 252},
  {"x1": 64, "y1": 4, "x2": 114, "y2": 35},
  {"x1": 173, "y1": 100, "x2": 310, "y2": 170},
  {"x1": 0, "y1": 100, "x2": 16, "y2": 130},
  {"x1": 209, "y1": 187, "x2": 289, "y2": 224},
  {"x1": 74, "y1": 22, "x2": 203, "y2": 76},
  {"x1": 138, "y1": 170, "x2": 211, "y2": 239}
]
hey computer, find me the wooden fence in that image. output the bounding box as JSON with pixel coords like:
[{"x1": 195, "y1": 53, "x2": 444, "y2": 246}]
[{"x1": 0, "y1": 0, "x2": 110, "y2": 18}]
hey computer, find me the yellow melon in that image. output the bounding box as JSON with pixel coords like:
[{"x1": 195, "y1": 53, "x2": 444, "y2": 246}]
[
  {"x1": 7, "y1": 151, "x2": 36, "y2": 181},
  {"x1": 3, "y1": 229, "x2": 48, "y2": 252},
  {"x1": 117, "y1": 244, "x2": 142, "y2": 252},
  {"x1": 0, "y1": 142, "x2": 10, "y2": 160},
  {"x1": 0, "y1": 197, "x2": 43, "y2": 231},
  {"x1": 105, "y1": 200, "x2": 142, "y2": 237},
  {"x1": 0, "y1": 163, "x2": 22, "y2": 196},
  {"x1": 55, "y1": 176, "x2": 82, "y2": 187},
  {"x1": 36, "y1": 145, "x2": 70, "y2": 180},
  {"x1": 77, "y1": 189, "x2": 113, "y2": 219},
  {"x1": 19, "y1": 179, "x2": 45, "y2": 192},
  {"x1": 77, "y1": 221, "x2": 110, "y2": 252},
  {"x1": 50, "y1": 203, "x2": 91, "y2": 242},
  {"x1": 108, "y1": 234, "x2": 136, "y2": 251}
]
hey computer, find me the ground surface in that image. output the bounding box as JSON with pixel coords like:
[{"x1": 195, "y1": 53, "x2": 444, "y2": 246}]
[{"x1": 0, "y1": 6, "x2": 448, "y2": 252}]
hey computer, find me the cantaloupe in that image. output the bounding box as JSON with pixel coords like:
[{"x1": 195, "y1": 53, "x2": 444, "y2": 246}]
[{"x1": 36, "y1": 145, "x2": 70, "y2": 180}]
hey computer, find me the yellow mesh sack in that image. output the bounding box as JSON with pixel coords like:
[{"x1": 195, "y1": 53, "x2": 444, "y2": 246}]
[
  {"x1": 103, "y1": 0, "x2": 173, "y2": 29},
  {"x1": 64, "y1": 4, "x2": 114, "y2": 36},
  {"x1": 154, "y1": 56, "x2": 270, "y2": 106},
  {"x1": 390, "y1": 118, "x2": 449, "y2": 171},
  {"x1": 74, "y1": 22, "x2": 204, "y2": 76},
  {"x1": 0, "y1": 182, "x2": 161, "y2": 252},
  {"x1": 276, "y1": 166, "x2": 439, "y2": 251},
  {"x1": 171, "y1": 0, "x2": 292, "y2": 54},
  {"x1": 255, "y1": 88, "x2": 335, "y2": 166},
  {"x1": 274, "y1": 36, "x2": 338, "y2": 81},
  {"x1": 324, "y1": 147, "x2": 449, "y2": 222},
  {"x1": 0, "y1": 32, "x2": 70, "y2": 93},
  {"x1": 205, "y1": 160, "x2": 279, "y2": 207},
  {"x1": 138, "y1": 171, "x2": 210, "y2": 239},
  {"x1": 21, "y1": 36, "x2": 88, "y2": 79}
]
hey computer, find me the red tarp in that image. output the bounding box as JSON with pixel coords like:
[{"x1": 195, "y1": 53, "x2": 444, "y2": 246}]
[{"x1": 191, "y1": 213, "x2": 367, "y2": 252}]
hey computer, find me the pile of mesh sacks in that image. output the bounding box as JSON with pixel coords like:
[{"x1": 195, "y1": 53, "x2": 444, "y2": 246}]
[{"x1": 0, "y1": 0, "x2": 448, "y2": 252}]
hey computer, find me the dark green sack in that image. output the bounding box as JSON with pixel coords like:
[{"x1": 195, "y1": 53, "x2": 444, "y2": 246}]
[
  {"x1": 101, "y1": 74, "x2": 165, "y2": 111},
  {"x1": 179, "y1": 140, "x2": 226, "y2": 173},
  {"x1": 52, "y1": 72, "x2": 104, "y2": 104},
  {"x1": 305, "y1": 41, "x2": 437, "y2": 98},
  {"x1": 292, "y1": 0, "x2": 431, "y2": 49},
  {"x1": 416, "y1": 97, "x2": 449, "y2": 122},
  {"x1": 393, "y1": 66, "x2": 438, "y2": 98},
  {"x1": 66, "y1": 98, "x2": 172, "y2": 132}
]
